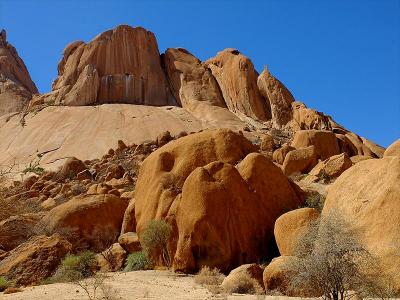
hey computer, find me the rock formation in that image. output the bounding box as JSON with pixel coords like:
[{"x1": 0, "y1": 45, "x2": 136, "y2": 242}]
[
  {"x1": 50, "y1": 25, "x2": 176, "y2": 106},
  {"x1": 0, "y1": 29, "x2": 38, "y2": 116}
]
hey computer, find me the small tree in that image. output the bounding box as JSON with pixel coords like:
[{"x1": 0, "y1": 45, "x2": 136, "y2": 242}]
[
  {"x1": 140, "y1": 219, "x2": 172, "y2": 267},
  {"x1": 287, "y1": 211, "x2": 388, "y2": 300}
]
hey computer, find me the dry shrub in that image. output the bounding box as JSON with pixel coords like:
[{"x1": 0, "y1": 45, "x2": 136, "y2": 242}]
[
  {"x1": 222, "y1": 271, "x2": 264, "y2": 295},
  {"x1": 194, "y1": 266, "x2": 225, "y2": 294}
]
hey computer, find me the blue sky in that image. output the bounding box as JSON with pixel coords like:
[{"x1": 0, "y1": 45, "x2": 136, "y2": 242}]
[{"x1": 1, "y1": 0, "x2": 399, "y2": 146}]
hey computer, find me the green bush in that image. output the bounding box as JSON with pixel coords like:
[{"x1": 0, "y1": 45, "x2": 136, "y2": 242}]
[
  {"x1": 0, "y1": 276, "x2": 9, "y2": 292},
  {"x1": 124, "y1": 251, "x2": 152, "y2": 272},
  {"x1": 302, "y1": 193, "x2": 326, "y2": 211},
  {"x1": 141, "y1": 219, "x2": 172, "y2": 267},
  {"x1": 51, "y1": 250, "x2": 97, "y2": 282}
]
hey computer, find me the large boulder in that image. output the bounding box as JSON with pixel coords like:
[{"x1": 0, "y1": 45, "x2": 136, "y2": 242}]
[
  {"x1": 205, "y1": 49, "x2": 270, "y2": 121},
  {"x1": 0, "y1": 213, "x2": 43, "y2": 251},
  {"x1": 0, "y1": 234, "x2": 71, "y2": 286},
  {"x1": 0, "y1": 29, "x2": 38, "y2": 116},
  {"x1": 323, "y1": 156, "x2": 400, "y2": 289},
  {"x1": 292, "y1": 130, "x2": 340, "y2": 160},
  {"x1": 173, "y1": 153, "x2": 302, "y2": 272},
  {"x1": 51, "y1": 25, "x2": 176, "y2": 106},
  {"x1": 133, "y1": 129, "x2": 256, "y2": 234},
  {"x1": 282, "y1": 145, "x2": 318, "y2": 175},
  {"x1": 257, "y1": 68, "x2": 294, "y2": 127},
  {"x1": 384, "y1": 139, "x2": 400, "y2": 157},
  {"x1": 163, "y1": 48, "x2": 226, "y2": 108},
  {"x1": 274, "y1": 208, "x2": 320, "y2": 256},
  {"x1": 42, "y1": 194, "x2": 129, "y2": 251}
]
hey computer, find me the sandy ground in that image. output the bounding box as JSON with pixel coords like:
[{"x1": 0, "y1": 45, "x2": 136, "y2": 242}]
[{"x1": 0, "y1": 270, "x2": 292, "y2": 300}]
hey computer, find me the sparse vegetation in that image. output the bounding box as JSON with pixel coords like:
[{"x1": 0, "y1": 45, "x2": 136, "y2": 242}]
[
  {"x1": 287, "y1": 212, "x2": 396, "y2": 300},
  {"x1": 140, "y1": 219, "x2": 172, "y2": 267},
  {"x1": 0, "y1": 276, "x2": 10, "y2": 292},
  {"x1": 301, "y1": 192, "x2": 325, "y2": 211},
  {"x1": 124, "y1": 251, "x2": 152, "y2": 271},
  {"x1": 194, "y1": 266, "x2": 225, "y2": 286},
  {"x1": 50, "y1": 251, "x2": 97, "y2": 282}
]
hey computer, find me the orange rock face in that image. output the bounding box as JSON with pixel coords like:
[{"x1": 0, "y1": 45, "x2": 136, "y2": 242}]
[
  {"x1": 274, "y1": 208, "x2": 320, "y2": 256},
  {"x1": 52, "y1": 25, "x2": 176, "y2": 106},
  {"x1": 205, "y1": 49, "x2": 270, "y2": 121},
  {"x1": 0, "y1": 29, "x2": 38, "y2": 115},
  {"x1": 323, "y1": 156, "x2": 400, "y2": 290},
  {"x1": 258, "y1": 68, "x2": 294, "y2": 127},
  {"x1": 163, "y1": 48, "x2": 226, "y2": 109},
  {"x1": 384, "y1": 139, "x2": 400, "y2": 157},
  {"x1": 292, "y1": 130, "x2": 340, "y2": 160}
]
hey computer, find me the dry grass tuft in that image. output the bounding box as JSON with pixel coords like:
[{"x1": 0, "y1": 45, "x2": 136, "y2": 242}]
[
  {"x1": 222, "y1": 271, "x2": 264, "y2": 295},
  {"x1": 194, "y1": 266, "x2": 225, "y2": 294}
]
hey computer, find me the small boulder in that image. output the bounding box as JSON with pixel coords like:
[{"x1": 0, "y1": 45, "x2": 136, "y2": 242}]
[
  {"x1": 309, "y1": 153, "x2": 352, "y2": 180},
  {"x1": 118, "y1": 232, "x2": 141, "y2": 253},
  {"x1": 221, "y1": 263, "x2": 264, "y2": 294},
  {"x1": 0, "y1": 234, "x2": 71, "y2": 285},
  {"x1": 292, "y1": 130, "x2": 340, "y2": 160},
  {"x1": 96, "y1": 242, "x2": 127, "y2": 272},
  {"x1": 260, "y1": 134, "x2": 275, "y2": 152},
  {"x1": 272, "y1": 144, "x2": 295, "y2": 165},
  {"x1": 58, "y1": 157, "x2": 87, "y2": 179},
  {"x1": 282, "y1": 146, "x2": 318, "y2": 175}
]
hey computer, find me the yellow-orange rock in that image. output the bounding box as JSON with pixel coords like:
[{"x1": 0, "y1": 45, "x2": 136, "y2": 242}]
[
  {"x1": 384, "y1": 139, "x2": 400, "y2": 157},
  {"x1": 96, "y1": 242, "x2": 127, "y2": 272},
  {"x1": 291, "y1": 102, "x2": 331, "y2": 131},
  {"x1": 42, "y1": 194, "x2": 129, "y2": 251},
  {"x1": 0, "y1": 234, "x2": 71, "y2": 286},
  {"x1": 274, "y1": 208, "x2": 320, "y2": 256},
  {"x1": 309, "y1": 153, "x2": 352, "y2": 179},
  {"x1": 323, "y1": 156, "x2": 400, "y2": 289},
  {"x1": 257, "y1": 68, "x2": 294, "y2": 127},
  {"x1": 173, "y1": 153, "x2": 302, "y2": 272},
  {"x1": 133, "y1": 129, "x2": 256, "y2": 234},
  {"x1": 282, "y1": 146, "x2": 318, "y2": 175},
  {"x1": 263, "y1": 256, "x2": 299, "y2": 295},
  {"x1": 52, "y1": 25, "x2": 176, "y2": 106},
  {"x1": 205, "y1": 49, "x2": 270, "y2": 121},
  {"x1": 292, "y1": 130, "x2": 340, "y2": 160},
  {"x1": 221, "y1": 263, "x2": 264, "y2": 292},
  {"x1": 163, "y1": 48, "x2": 226, "y2": 108},
  {"x1": 0, "y1": 29, "x2": 38, "y2": 116},
  {"x1": 273, "y1": 144, "x2": 295, "y2": 165}
]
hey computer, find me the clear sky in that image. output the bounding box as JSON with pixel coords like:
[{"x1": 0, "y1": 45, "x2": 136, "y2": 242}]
[{"x1": 1, "y1": 0, "x2": 399, "y2": 146}]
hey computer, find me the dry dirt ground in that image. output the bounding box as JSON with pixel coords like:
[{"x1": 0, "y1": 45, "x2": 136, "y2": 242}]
[{"x1": 0, "y1": 270, "x2": 297, "y2": 300}]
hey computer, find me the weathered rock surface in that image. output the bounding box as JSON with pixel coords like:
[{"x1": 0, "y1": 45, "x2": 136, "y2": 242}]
[
  {"x1": 263, "y1": 256, "x2": 299, "y2": 295},
  {"x1": 273, "y1": 144, "x2": 295, "y2": 165},
  {"x1": 309, "y1": 153, "x2": 352, "y2": 180},
  {"x1": 0, "y1": 29, "x2": 38, "y2": 116},
  {"x1": 118, "y1": 232, "x2": 141, "y2": 253},
  {"x1": 173, "y1": 153, "x2": 302, "y2": 272},
  {"x1": 96, "y1": 242, "x2": 127, "y2": 272},
  {"x1": 323, "y1": 156, "x2": 400, "y2": 289},
  {"x1": 292, "y1": 130, "x2": 340, "y2": 160},
  {"x1": 384, "y1": 139, "x2": 400, "y2": 157},
  {"x1": 257, "y1": 68, "x2": 294, "y2": 127},
  {"x1": 282, "y1": 145, "x2": 318, "y2": 175},
  {"x1": 163, "y1": 48, "x2": 226, "y2": 108},
  {"x1": 42, "y1": 194, "x2": 129, "y2": 251},
  {"x1": 274, "y1": 208, "x2": 320, "y2": 256},
  {"x1": 0, "y1": 213, "x2": 43, "y2": 251},
  {"x1": 291, "y1": 102, "x2": 331, "y2": 131},
  {"x1": 205, "y1": 49, "x2": 270, "y2": 121},
  {"x1": 51, "y1": 25, "x2": 176, "y2": 106},
  {"x1": 0, "y1": 234, "x2": 71, "y2": 286}
]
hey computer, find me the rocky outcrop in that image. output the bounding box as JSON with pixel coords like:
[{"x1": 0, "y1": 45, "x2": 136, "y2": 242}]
[
  {"x1": 205, "y1": 49, "x2": 270, "y2": 121},
  {"x1": 0, "y1": 234, "x2": 71, "y2": 286},
  {"x1": 51, "y1": 25, "x2": 176, "y2": 106},
  {"x1": 384, "y1": 139, "x2": 400, "y2": 157},
  {"x1": 291, "y1": 102, "x2": 331, "y2": 131},
  {"x1": 42, "y1": 194, "x2": 129, "y2": 251},
  {"x1": 323, "y1": 156, "x2": 400, "y2": 289},
  {"x1": 257, "y1": 68, "x2": 294, "y2": 127},
  {"x1": 0, "y1": 29, "x2": 38, "y2": 116},
  {"x1": 274, "y1": 208, "x2": 320, "y2": 256},
  {"x1": 163, "y1": 48, "x2": 226, "y2": 109},
  {"x1": 282, "y1": 145, "x2": 318, "y2": 175},
  {"x1": 173, "y1": 154, "x2": 302, "y2": 272}
]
